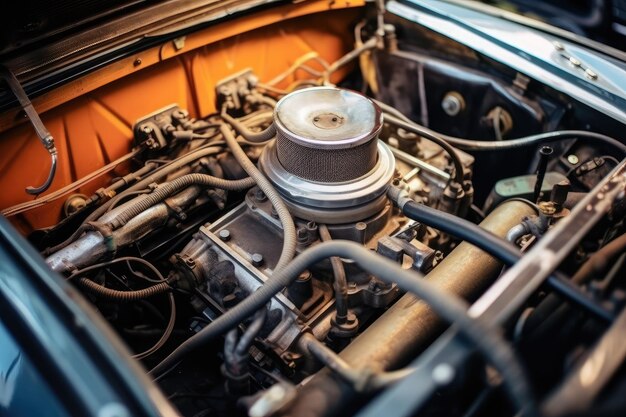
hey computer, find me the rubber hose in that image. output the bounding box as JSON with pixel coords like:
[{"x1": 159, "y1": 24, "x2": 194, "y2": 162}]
[
  {"x1": 401, "y1": 199, "x2": 520, "y2": 266},
  {"x1": 221, "y1": 111, "x2": 276, "y2": 143},
  {"x1": 219, "y1": 123, "x2": 296, "y2": 272},
  {"x1": 150, "y1": 240, "x2": 536, "y2": 417},
  {"x1": 398, "y1": 197, "x2": 613, "y2": 322},
  {"x1": 319, "y1": 224, "x2": 349, "y2": 323}
]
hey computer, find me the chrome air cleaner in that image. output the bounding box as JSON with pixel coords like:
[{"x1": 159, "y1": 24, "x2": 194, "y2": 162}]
[{"x1": 259, "y1": 87, "x2": 395, "y2": 224}]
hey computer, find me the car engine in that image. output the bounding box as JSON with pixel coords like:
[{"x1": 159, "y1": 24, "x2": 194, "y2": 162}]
[{"x1": 1, "y1": 2, "x2": 626, "y2": 417}]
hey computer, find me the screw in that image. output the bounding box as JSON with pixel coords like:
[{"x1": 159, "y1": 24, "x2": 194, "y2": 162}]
[
  {"x1": 251, "y1": 253, "x2": 264, "y2": 267},
  {"x1": 218, "y1": 229, "x2": 231, "y2": 241},
  {"x1": 133, "y1": 58, "x2": 142, "y2": 67}
]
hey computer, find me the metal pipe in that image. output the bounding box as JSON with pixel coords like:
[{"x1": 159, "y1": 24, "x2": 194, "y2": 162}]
[
  {"x1": 46, "y1": 187, "x2": 200, "y2": 273},
  {"x1": 389, "y1": 146, "x2": 450, "y2": 181},
  {"x1": 279, "y1": 200, "x2": 535, "y2": 417}
]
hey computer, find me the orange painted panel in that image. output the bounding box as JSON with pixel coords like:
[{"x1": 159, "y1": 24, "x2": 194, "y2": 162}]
[{"x1": 0, "y1": 8, "x2": 361, "y2": 235}]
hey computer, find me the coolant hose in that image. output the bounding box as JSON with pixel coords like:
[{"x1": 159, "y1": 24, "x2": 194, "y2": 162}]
[
  {"x1": 398, "y1": 198, "x2": 521, "y2": 266},
  {"x1": 150, "y1": 240, "x2": 536, "y2": 417}
]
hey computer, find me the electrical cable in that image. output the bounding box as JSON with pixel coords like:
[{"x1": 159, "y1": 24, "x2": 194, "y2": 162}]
[
  {"x1": 375, "y1": 98, "x2": 626, "y2": 155},
  {"x1": 75, "y1": 278, "x2": 170, "y2": 301},
  {"x1": 67, "y1": 256, "x2": 168, "y2": 282},
  {"x1": 1, "y1": 146, "x2": 144, "y2": 216},
  {"x1": 383, "y1": 113, "x2": 466, "y2": 185},
  {"x1": 220, "y1": 110, "x2": 276, "y2": 143},
  {"x1": 133, "y1": 292, "x2": 176, "y2": 360}
]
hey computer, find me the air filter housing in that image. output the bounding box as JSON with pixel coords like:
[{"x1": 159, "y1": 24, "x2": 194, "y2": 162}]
[
  {"x1": 260, "y1": 87, "x2": 394, "y2": 224},
  {"x1": 274, "y1": 87, "x2": 382, "y2": 182}
]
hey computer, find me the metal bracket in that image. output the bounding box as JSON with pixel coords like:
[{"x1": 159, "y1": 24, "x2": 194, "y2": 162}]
[{"x1": 1, "y1": 67, "x2": 57, "y2": 195}]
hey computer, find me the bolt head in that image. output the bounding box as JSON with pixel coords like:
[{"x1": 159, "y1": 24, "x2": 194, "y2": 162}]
[
  {"x1": 218, "y1": 229, "x2": 231, "y2": 241},
  {"x1": 441, "y1": 92, "x2": 465, "y2": 117},
  {"x1": 567, "y1": 154, "x2": 579, "y2": 165},
  {"x1": 251, "y1": 253, "x2": 264, "y2": 266}
]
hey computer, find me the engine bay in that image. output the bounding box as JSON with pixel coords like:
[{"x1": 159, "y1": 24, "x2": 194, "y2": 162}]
[{"x1": 1, "y1": 1, "x2": 626, "y2": 416}]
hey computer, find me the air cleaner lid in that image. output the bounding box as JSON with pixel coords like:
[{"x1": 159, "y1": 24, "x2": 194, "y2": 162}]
[{"x1": 273, "y1": 87, "x2": 382, "y2": 149}]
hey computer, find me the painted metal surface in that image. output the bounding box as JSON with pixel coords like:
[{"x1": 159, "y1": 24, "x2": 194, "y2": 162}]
[
  {"x1": 388, "y1": 0, "x2": 626, "y2": 124},
  {"x1": 0, "y1": 5, "x2": 360, "y2": 234}
]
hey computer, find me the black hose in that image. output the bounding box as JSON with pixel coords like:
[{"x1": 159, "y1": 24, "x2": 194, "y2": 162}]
[
  {"x1": 522, "y1": 232, "x2": 626, "y2": 333},
  {"x1": 383, "y1": 113, "x2": 466, "y2": 185},
  {"x1": 150, "y1": 240, "x2": 536, "y2": 417},
  {"x1": 235, "y1": 308, "x2": 267, "y2": 357},
  {"x1": 395, "y1": 194, "x2": 613, "y2": 322},
  {"x1": 76, "y1": 278, "x2": 171, "y2": 301},
  {"x1": 221, "y1": 111, "x2": 276, "y2": 143},
  {"x1": 401, "y1": 198, "x2": 521, "y2": 266},
  {"x1": 376, "y1": 99, "x2": 626, "y2": 155},
  {"x1": 224, "y1": 308, "x2": 267, "y2": 376},
  {"x1": 219, "y1": 123, "x2": 296, "y2": 272},
  {"x1": 318, "y1": 224, "x2": 349, "y2": 323},
  {"x1": 104, "y1": 173, "x2": 255, "y2": 230}
]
